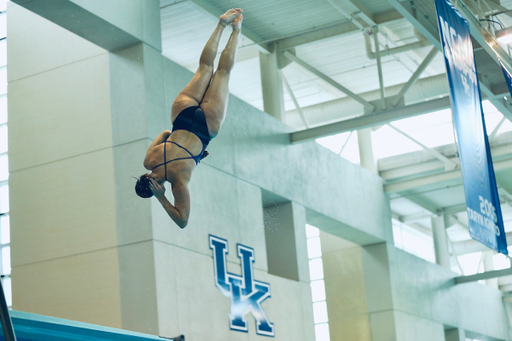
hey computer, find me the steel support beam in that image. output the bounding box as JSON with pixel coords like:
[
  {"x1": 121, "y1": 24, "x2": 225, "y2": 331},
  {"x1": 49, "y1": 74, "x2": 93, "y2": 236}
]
[
  {"x1": 326, "y1": 0, "x2": 371, "y2": 33},
  {"x1": 386, "y1": 123, "x2": 458, "y2": 170},
  {"x1": 380, "y1": 137, "x2": 512, "y2": 182},
  {"x1": 290, "y1": 96, "x2": 451, "y2": 144},
  {"x1": 365, "y1": 35, "x2": 432, "y2": 60},
  {"x1": 339, "y1": 0, "x2": 376, "y2": 27},
  {"x1": 441, "y1": 203, "x2": 468, "y2": 215},
  {"x1": 282, "y1": 51, "x2": 375, "y2": 112},
  {"x1": 384, "y1": 155, "x2": 512, "y2": 193},
  {"x1": 386, "y1": 0, "x2": 512, "y2": 122},
  {"x1": 281, "y1": 71, "x2": 309, "y2": 128},
  {"x1": 391, "y1": 47, "x2": 438, "y2": 107},
  {"x1": 386, "y1": 0, "x2": 442, "y2": 50},
  {"x1": 480, "y1": 83, "x2": 512, "y2": 121},
  {"x1": 490, "y1": 117, "x2": 506, "y2": 141},
  {"x1": 385, "y1": 169, "x2": 461, "y2": 193},
  {"x1": 373, "y1": 27, "x2": 386, "y2": 101},
  {"x1": 455, "y1": 267, "x2": 512, "y2": 284},
  {"x1": 339, "y1": 131, "x2": 353, "y2": 155},
  {"x1": 394, "y1": 203, "x2": 469, "y2": 222},
  {"x1": 453, "y1": 232, "x2": 512, "y2": 254},
  {"x1": 277, "y1": 9, "x2": 403, "y2": 50}
]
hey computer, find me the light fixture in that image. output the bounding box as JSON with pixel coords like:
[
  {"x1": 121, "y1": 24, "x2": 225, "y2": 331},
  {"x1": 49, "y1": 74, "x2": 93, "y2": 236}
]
[{"x1": 495, "y1": 27, "x2": 512, "y2": 43}]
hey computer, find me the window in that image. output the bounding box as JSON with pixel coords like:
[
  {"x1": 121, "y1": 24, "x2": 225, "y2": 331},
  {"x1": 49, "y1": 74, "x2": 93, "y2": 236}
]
[
  {"x1": 306, "y1": 224, "x2": 330, "y2": 341},
  {"x1": 0, "y1": 1, "x2": 9, "y2": 308},
  {"x1": 392, "y1": 218, "x2": 435, "y2": 264}
]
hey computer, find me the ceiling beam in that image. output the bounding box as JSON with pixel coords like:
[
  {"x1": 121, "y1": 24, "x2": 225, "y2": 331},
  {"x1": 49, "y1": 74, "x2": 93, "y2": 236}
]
[
  {"x1": 398, "y1": 211, "x2": 433, "y2": 223},
  {"x1": 386, "y1": 0, "x2": 442, "y2": 50},
  {"x1": 340, "y1": 0, "x2": 376, "y2": 27},
  {"x1": 479, "y1": 78, "x2": 512, "y2": 121},
  {"x1": 384, "y1": 155, "x2": 512, "y2": 193},
  {"x1": 380, "y1": 158, "x2": 448, "y2": 181},
  {"x1": 386, "y1": 0, "x2": 512, "y2": 122},
  {"x1": 281, "y1": 71, "x2": 309, "y2": 128},
  {"x1": 386, "y1": 123, "x2": 458, "y2": 170},
  {"x1": 394, "y1": 202, "x2": 473, "y2": 224},
  {"x1": 452, "y1": 232, "x2": 512, "y2": 255},
  {"x1": 380, "y1": 137, "x2": 512, "y2": 181},
  {"x1": 189, "y1": 0, "x2": 271, "y2": 54},
  {"x1": 455, "y1": 267, "x2": 512, "y2": 284},
  {"x1": 282, "y1": 51, "x2": 375, "y2": 111},
  {"x1": 276, "y1": 9, "x2": 403, "y2": 50},
  {"x1": 290, "y1": 96, "x2": 451, "y2": 144},
  {"x1": 391, "y1": 47, "x2": 438, "y2": 107},
  {"x1": 441, "y1": 203, "x2": 468, "y2": 215}
]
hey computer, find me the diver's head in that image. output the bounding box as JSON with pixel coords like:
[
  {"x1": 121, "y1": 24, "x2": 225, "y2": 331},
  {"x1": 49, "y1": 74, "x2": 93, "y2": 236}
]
[{"x1": 135, "y1": 174, "x2": 153, "y2": 198}]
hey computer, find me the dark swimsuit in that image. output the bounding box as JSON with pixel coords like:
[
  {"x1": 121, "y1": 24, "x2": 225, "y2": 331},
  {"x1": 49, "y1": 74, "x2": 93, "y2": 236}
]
[{"x1": 152, "y1": 106, "x2": 212, "y2": 181}]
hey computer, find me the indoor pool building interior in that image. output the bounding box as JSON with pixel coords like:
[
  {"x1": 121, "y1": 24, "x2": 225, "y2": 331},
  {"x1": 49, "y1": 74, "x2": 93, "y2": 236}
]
[{"x1": 2, "y1": 0, "x2": 512, "y2": 340}]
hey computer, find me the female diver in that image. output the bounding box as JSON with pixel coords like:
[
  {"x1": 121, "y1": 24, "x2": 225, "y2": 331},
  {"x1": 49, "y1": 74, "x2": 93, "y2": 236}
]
[{"x1": 135, "y1": 8, "x2": 243, "y2": 228}]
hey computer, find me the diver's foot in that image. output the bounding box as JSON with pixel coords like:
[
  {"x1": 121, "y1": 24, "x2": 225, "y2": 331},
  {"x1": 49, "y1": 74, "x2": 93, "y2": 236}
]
[
  {"x1": 232, "y1": 14, "x2": 243, "y2": 32},
  {"x1": 220, "y1": 8, "x2": 243, "y2": 27}
]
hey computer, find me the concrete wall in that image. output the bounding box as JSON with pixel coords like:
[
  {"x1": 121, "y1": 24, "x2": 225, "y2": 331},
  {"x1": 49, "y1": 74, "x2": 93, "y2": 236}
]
[
  {"x1": 320, "y1": 232, "x2": 373, "y2": 341},
  {"x1": 7, "y1": 4, "x2": 121, "y2": 327},
  {"x1": 7, "y1": 2, "x2": 387, "y2": 339},
  {"x1": 9, "y1": 1, "x2": 511, "y2": 341},
  {"x1": 321, "y1": 230, "x2": 510, "y2": 341}
]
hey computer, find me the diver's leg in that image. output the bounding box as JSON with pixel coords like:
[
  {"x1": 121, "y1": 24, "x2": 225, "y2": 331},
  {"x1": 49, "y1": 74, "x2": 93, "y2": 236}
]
[
  {"x1": 200, "y1": 15, "x2": 242, "y2": 137},
  {"x1": 171, "y1": 9, "x2": 243, "y2": 122}
]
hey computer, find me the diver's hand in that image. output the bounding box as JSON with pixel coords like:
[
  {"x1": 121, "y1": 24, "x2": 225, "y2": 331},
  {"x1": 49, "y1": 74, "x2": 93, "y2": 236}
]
[{"x1": 149, "y1": 178, "x2": 166, "y2": 198}]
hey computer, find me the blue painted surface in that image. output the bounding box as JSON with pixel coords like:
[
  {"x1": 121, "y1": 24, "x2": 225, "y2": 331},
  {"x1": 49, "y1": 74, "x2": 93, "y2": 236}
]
[
  {"x1": 435, "y1": 0, "x2": 508, "y2": 253},
  {"x1": 0, "y1": 311, "x2": 165, "y2": 341},
  {"x1": 209, "y1": 235, "x2": 275, "y2": 337},
  {"x1": 498, "y1": 57, "x2": 512, "y2": 98}
]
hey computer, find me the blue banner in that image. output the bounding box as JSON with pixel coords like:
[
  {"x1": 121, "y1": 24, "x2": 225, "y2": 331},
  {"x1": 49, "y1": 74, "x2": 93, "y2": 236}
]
[
  {"x1": 435, "y1": 0, "x2": 508, "y2": 254},
  {"x1": 498, "y1": 56, "x2": 512, "y2": 98}
]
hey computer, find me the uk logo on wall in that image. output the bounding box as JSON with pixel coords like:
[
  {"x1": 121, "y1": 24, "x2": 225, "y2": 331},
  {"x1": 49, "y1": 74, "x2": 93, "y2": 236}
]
[{"x1": 209, "y1": 235, "x2": 275, "y2": 337}]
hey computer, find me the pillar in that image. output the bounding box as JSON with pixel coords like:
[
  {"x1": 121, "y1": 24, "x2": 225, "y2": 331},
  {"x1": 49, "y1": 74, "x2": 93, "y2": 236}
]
[
  {"x1": 431, "y1": 215, "x2": 451, "y2": 269},
  {"x1": 483, "y1": 251, "x2": 498, "y2": 289},
  {"x1": 259, "y1": 43, "x2": 285, "y2": 121},
  {"x1": 357, "y1": 128, "x2": 378, "y2": 175},
  {"x1": 8, "y1": 0, "x2": 163, "y2": 334},
  {"x1": 263, "y1": 201, "x2": 309, "y2": 282}
]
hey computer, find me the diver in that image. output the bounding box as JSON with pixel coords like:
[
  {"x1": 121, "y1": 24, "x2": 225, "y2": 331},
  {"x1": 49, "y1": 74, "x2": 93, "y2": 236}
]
[{"x1": 135, "y1": 8, "x2": 243, "y2": 228}]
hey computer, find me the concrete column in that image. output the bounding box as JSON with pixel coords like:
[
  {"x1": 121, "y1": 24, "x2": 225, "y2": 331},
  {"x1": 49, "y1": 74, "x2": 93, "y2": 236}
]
[
  {"x1": 445, "y1": 328, "x2": 466, "y2": 341},
  {"x1": 320, "y1": 233, "x2": 373, "y2": 341},
  {"x1": 361, "y1": 243, "x2": 397, "y2": 341},
  {"x1": 430, "y1": 215, "x2": 451, "y2": 269},
  {"x1": 259, "y1": 43, "x2": 285, "y2": 121},
  {"x1": 431, "y1": 215, "x2": 451, "y2": 269},
  {"x1": 483, "y1": 251, "x2": 498, "y2": 289},
  {"x1": 357, "y1": 128, "x2": 378, "y2": 175},
  {"x1": 263, "y1": 201, "x2": 309, "y2": 282},
  {"x1": 8, "y1": 1, "x2": 163, "y2": 334},
  {"x1": 109, "y1": 42, "x2": 163, "y2": 334}
]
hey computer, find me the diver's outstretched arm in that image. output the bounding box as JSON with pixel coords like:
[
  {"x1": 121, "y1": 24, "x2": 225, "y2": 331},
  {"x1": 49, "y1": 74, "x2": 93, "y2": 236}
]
[{"x1": 149, "y1": 179, "x2": 190, "y2": 228}]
